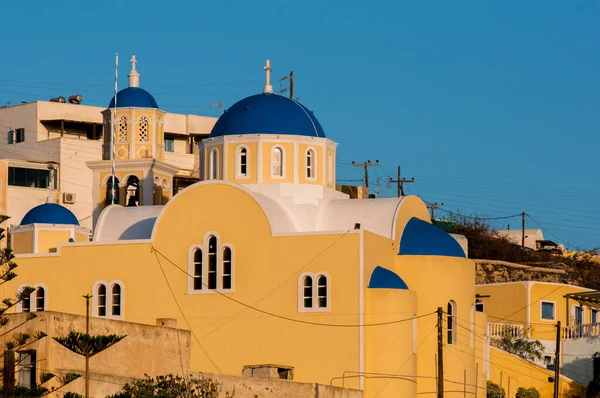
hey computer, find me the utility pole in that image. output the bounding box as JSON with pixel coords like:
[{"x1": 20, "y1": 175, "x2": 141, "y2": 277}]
[
  {"x1": 521, "y1": 212, "x2": 526, "y2": 248},
  {"x1": 388, "y1": 166, "x2": 414, "y2": 197},
  {"x1": 279, "y1": 71, "x2": 294, "y2": 99},
  {"x1": 427, "y1": 202, "x2": 444, "y2": 221},
  {"x1": 83, "y1": 294, "x2": 92, "y2": 398},
  {"x1": 352, "y1": 160, "x2": 379, "y2": 190},
  {"x1": 554, "y1": 320, "x2": 561, "y2": 398},
  {"x1": 376, "y1": 177, "x2": 381, "y2": 198},
  {"x1": 437, "y1": 307, "x2": 444, "y2": 398},
  {"x1": 3, "y1": 348, "x2": 14, "y2": 398}
]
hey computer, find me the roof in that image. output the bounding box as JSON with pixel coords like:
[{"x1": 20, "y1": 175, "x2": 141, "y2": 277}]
[
  {"x1": 21, "y1": 203, "x2": 79, "y2": 226},
  {"x1": 209, "y1": 93, "x2": 326, "y2": 138},
  {"x1": 399, "y1": 217, "x2": 466, "y2": 258},
  {"x1": 368, "y1": 266, "x2": 409, "y2": 289},
  {"x1": 93, "y1": 205, "x2": 164, "y2": 241},
  {"x1": 108, "y1": 87, "x2": 158, "y2": 109}
]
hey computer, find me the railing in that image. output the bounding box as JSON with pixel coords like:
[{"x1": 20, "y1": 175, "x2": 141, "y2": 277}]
[
  {"x1": 487, "y1": 322, "x2": 524, "y2": 339},
  {"x1": 562, "y1": 322, "x2": 600, "y2": 340}
]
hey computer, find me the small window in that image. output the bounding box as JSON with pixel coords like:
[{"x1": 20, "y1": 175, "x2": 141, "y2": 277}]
[
  {"x1": 139, "y1": 116, "x2": 149, "y2": 142},
  {"x1": 238, "y1": 147, "x2": 248, "y2": 177},
  {"x1": 7, "y1": 130, "x2": 15, "y2": 144},
  {"x1": 15, "y1": 128, "x2": 25, "y2": 143},
  {"x1": 209, "y1": 149, "x2": 218, "y2": 180},
  {"x1": 193, "y1": 249, "x2": 203, "y2": 290},
  {"x1": 208, "y1": 236, "x2": 217, "y2": 289},
  {"x1": 98, "y1": 284, "x2": 106, "y2": 317},
  {"x1": 21, "y1": 291, "x2": 31, "y2": 313},
  {"x1": 317, "y1": 275, "x2": 328, "y2": 308},
  {"x1": 541, "y1": 301, "x2": 555, "y2": 320},
  {"x1": 475, "y1": 301, "x2": 484, "y2": 312},
  {"x1": 303, "y1": 276, "x2": 313, "y2": 308},
  {"x1": 272, "y1": 147, "x2": 283, "y2": 177},
  {"x1": 164, "y1": 137, "x2": 174, "y2": 152},
  {"x1": 105, "y1": 176, "x2": 120, "y2": 206},
  {"x1": 592, "y1": 309, "x2": 598, "y2": 324},
  {"x1": 118, "y1": 116, "x2": 128, "y2": 141},
  {"x1": 447, "y1": 300, "x2": 457, "y2": 345},
  {"x1": 112, "y1": 284, "x2": 121, "y2": 316},
  {"x1": 35, "y1": 287, "x2": 45, "y2": 312},
  {"x1": 222, "y1": 247, "x2": 232, "y2": 290},
  {"x1": 306, "y1": 149, "x2": 315, "y2": 179},
  {"x1": 17, "y1": 350, "x2": 36, "y2": 389}
]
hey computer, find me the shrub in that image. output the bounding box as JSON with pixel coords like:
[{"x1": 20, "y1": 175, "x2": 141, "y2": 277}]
[
  {"x1": 487, "y1": 381, "x2": 506, "y2": 398},
  {"x1": 108, "y1": 373, "x2": 235, "y2": 398},
  {"x1": 516, "y1": 387, "x2": 541, "y2": 398},
  {"x1": 491, "y1": 330, "x2": 544, "y2": 362}
]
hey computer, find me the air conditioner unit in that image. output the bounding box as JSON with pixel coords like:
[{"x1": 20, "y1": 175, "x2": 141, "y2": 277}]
[{"x1": 62, "y1": 192, "x2": 76, "y2": 204}]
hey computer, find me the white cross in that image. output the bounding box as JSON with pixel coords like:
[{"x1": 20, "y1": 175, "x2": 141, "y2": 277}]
[
  {"x1": 263, "y1": 59, "x2": 273, "y2": 93},
  {"x1": 130, "y1": 55, "x2": 137, "y2": 72}
]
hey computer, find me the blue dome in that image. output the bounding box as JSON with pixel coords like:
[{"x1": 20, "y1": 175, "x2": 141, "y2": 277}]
[
  {"x1": 108, "y1": 87, "x2": 158, "y2": 109},
  {"x1": 21, "y1": 203, "x2": 80, "y2": 226},
  {"x1": 209, "y1": 93, "x2": 326, "y2": 138},
  {"x1": 399, "y1": 217, "x2": 466, "y2": 258}
]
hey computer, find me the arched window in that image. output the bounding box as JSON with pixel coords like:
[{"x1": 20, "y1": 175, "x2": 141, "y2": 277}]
[
  {"x1": 317, "y1": 275, "x2": 328, "y2": 308},
  {"x1": 447, "y1": 300, "x2": 457, "y2": 345},
  {"x1": 327, "y1": 152, "x2": 333, "y2": 184},
  {"x1": 138, "y1": 116, "x2": 149, "y2": 142},
  {"x1": 193, "y1": 249, "x2": 202, "y2": 290},
  {"x1": 209, "y1": 149, "x2": 218, "y2": 180},
  {"x1": 97, "y1": 284, "x2": 107, "y2": 317},
  {"x1": 237, "y1": 147, "x2": 248, "y2": 177},
  {"x1": 112, "y1": 284, "x2": 122, "y2": 317},
  {"x1": 105, "y1": 176, "x2": 120, "y2": 206},
  {"x1": 303, "y1": 276, "x2": 313, "y2": 308},
  {"x1": 125, "y1": 175, "x2": 140, "y2": 207},
  {"x1": 306, "y1": 149, "x2": 315, "y2": 179},
  {"x1": 222, "y1": 247, "x2": 232, "y2": 290},
  {"x1": 208, "y1": 236, "x2": 217, "y2": 289},
  {"x1": 272, "y1": 147, "x2": 283, "y2": 177},
  {"x1": 21, "y1": 290, "x2": 31, "y2": 313},
  {"x1": 118, "y1": 116, "x2": 128, "y2": 141},
  {"x1": 35, "y1": 287, "x2": 45, "y2": 312}
]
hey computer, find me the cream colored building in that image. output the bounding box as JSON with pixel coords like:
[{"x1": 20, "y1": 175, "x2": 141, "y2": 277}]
[{"x1": 0, "y1": 56, "x2": 217, "y2": 231}]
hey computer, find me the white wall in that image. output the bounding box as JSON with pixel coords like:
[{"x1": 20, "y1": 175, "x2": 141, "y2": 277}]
[{"x1": 561, "y1": 337, "x2": 599, "y2": 384}]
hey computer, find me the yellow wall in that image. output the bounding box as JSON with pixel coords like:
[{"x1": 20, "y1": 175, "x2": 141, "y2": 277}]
[
  {"x1": 476, "y1": 283, "x2": 529, "y2": 325},
  {"x1": 225, "y1": 142, "x2": 258, "y2": 184},
  {"x1": 12, "y1": 230, "x2": 32, "y2": 254},
  {"x1": 37, "y1": 229, "x2": 72, "y2": 253},
  {"x1": 76, "y1": 231, "x2": 89, "y2": 242}
]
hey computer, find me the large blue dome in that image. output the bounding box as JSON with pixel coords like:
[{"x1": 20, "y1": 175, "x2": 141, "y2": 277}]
[
  {"x1": 108, "y1": 87, "x2": 158, "y2": 109},
  {"x1": 21, "y1": 203, "x2": 80, "y2": 226},
  {"x1": 209, "y1": 93, "x2": 326, "y2": 138}
]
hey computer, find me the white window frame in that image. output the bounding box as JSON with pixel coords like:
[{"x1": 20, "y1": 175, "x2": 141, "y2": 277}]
[
  {"x1": 540, "y1": 300, "x2": 556, "y2": 321},
  {"x1": 305, "y1": 148, "x2": 317, "y2": 180},
  {"x1": 447, "y1": 300, "x2": 457, "y2": 345},
  {"x1": 235, "y1": 145, "x2": 250, "y2": 179},
  {"x1": 209, "y1": 148, "x2": 219, "y2": 180},
  {"x1": 16, "y1": 284, "x2": 49, "y2": 313},
  {"x1": 187, "y1": 233, "x2": 235, "y2": 294},
  {"x1": 271, "y1": 146, "x2": 285, "y2": 179},
  {"x1": 188, "y1": 245, "x2": 204, "y2": 292},
  {"x1": 92, "y1": 280, "x2": 124, "y2": 320},
  {"x1": 327, "y1": 151, "x2": 333, "y2": 185},
  {"x1": 592, "y1": 308, "x2": 598, "y2": 324},
  {"x1": 298, "y1": 272, "x2": 330, "y2": 313},
  {"x1": 220, "y1": 245, "x2": 234, "y2": 291}
]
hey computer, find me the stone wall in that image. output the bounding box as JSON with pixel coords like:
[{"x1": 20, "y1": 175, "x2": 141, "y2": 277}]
[{"x1": 475, "y1": 259, "x2": 569, "y2": 285}]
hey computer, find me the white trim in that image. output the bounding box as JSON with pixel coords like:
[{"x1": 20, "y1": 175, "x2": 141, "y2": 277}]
[
  {"x1": 222, "y1": 140, "x2": 228, "y2": 180},
  {"x1": 540, "y1": 300, "x2": 556, "y2": 321},
  {"x1": 234, "y1": 145, "x2": 250, "y2": 180},
  {"x1": 321, "y1": 145, "x2": 327, "y2": 184},
  {"x1": 187, "y1": 232, "x2": 235, "y2": 295},
  {"x1": 187, "y1": 244, "x2": 203, "y2": 294},
  {"x1": 256, "y1": 141, "x2": 262, "y2": 183},
  {"x1": 293, "y1": 142, "x2": 299, "y2": 183},
  {"x1": 447, "y1": 300, "x2": 457, "y2": 345},
  {"x1": 297, "y1": 271, "x2": 330, "y2": 313},
  {"x1": 92, "y1": 280, "x2": 124, "y2": 320},
  {"x1": 526, "y1": 281, "x2": 532, "y2": 338},
  {"x1": 208, "y1": 148, "x2": 219, "y2": 180},
  {"x1": 270, "y1": 146, "x2": 286, "y2": 180},
  {"x1": 220, "y1": 243, "x2": 235, "y2": 292},
  {"x1": 305, "y1": 147, "x2": 317, "y2": 181}
]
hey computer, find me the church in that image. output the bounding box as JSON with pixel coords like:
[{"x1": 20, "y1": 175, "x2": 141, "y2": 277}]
[{"x1": 4, "y1": 58, "x2": 491, "y2": 397}]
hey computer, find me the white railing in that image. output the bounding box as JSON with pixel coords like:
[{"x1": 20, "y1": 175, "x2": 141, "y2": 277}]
[
  {"x1": 562, "y1": 322, "x2": 600, "y2": 340},
  {"x1": 487, "y1": 322, "x2": 524, "y2": 339}
]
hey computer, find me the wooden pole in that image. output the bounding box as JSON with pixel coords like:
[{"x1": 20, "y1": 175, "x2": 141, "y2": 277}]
[
  {"x1": 475, "y1": 363, "x2": 479, "y2": 398},
  {"x1": 3, "y1": 349, "x2": 15, "y2": 398},
  {"x1": 437, "y1": 307, "x2": 444, "y2": 398},
  {"x1": 554, "y1": 321, "x2": 561, "y2": 398},
  {"x1": 84, "y1": 294, "x2": 92, "y2": 398}
]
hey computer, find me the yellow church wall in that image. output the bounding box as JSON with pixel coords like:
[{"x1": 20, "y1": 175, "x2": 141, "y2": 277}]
[
  {"x1": 225, "y1": 142, "x2": 258, "y2": 183},
  {"x1": 99, "y1": 170, "x2": 144, "y2": 208},
  {"x1": 364, "y1": 288, "x2": 417, "y2": 398},
  {"x1": 37, "y1": 230, "x2": 72, "y2": 253},
  {"x1": 298, "y1": 143, "x2": 324, "y2": 185},
  {"x1": 75, "y1": 231, "x2": 89, "y2": 242},
  {"x1": 326, "y1": 149, "x2": 335, "y2": 188},
  {"x1": 11, "y1": 230, "x2": 33, "y2": 254},
  {"x1": 476, "y1": 283, "x2": 529, "y2": 326},
  {"x1": 488, "y1": 347, "x2": 585, "y2": 398},
  {"x1": 397, "y1": 255, "x2": 478, "y2": 397},
  {"x1": 260, "y1": 142, "x2": 295, "y2": 183}
]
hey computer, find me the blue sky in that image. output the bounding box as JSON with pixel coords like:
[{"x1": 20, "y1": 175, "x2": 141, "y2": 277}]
[{"x1": 0, "y1": 1, "x2": 598, "y2": 250}]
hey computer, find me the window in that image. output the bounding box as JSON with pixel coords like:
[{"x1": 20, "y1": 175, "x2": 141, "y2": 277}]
[
  {"x1": 8, "y1": 167, "x2": 53, "y2": 189},
  {"x1": 237, "y1": 147, "x2": 248, "y2": 177},
  {"x1": 112, "y1": 284, "x2": 122, "y2": 316},
  {"x1": 17, "y1": 350, "x2": 36, "y2": 389},
  {"x1": 592, "y1": 309, "x2": 598, "y2": 324},
  {"x1": 541, "y1": 301, "x2": 555, "y2": 320},
  {"x1": 209, "y1": 149, "x2": 218, "y2": 180},
  {"x1": 105, "y1": 176, "x2": 120, "y2": 206},
  {"x1": 35, "y1": 287, "x2": 45, "y2": 312},
  {"x1": 222, "y1": 247, "x2": 232, "y2": 290},
  {"x1": 574, "y1": 305, "x2": 584, "y2": 325},
  {"x1": 327, "y1": 152, "x2": 333, "y2": 184},
  {"x1": 7, "y1": 130, "x2": 14, "y2": 144},
  {"x1": 139, "y1": 117, "x2": 149, "y2": 141},
  {"x1": 298, "y1": 273, "x2": 330, "y2": 311},
  {"x1": 475, "y1": 301, "x2": 484, "y2": 312},
  {"x1": 193, "y1": 249, "x2": 203, "y2": 290},
  {"x1": 125, "y1": 175, "x2": 140, "y2": 207},
  {"x1": 98, "y1": 284, "x2": 106, "y2": 317},
  {"x1": 447, "y1": 300, "x2": 457, "y2": 345},
  {"x1": 22, "y1": 291, "x2": 31, "y2": 313},
  {"x1": 118, "y1": 116, "x2": 128, "y2": 141},
  {"x1": 208, "y1": 236, "x2": 217, "y2": 289},
  {"x1": 164, "y1": 137, "x2": 174, "y2": 152},
  {"x1": 306, "y1": 149, "x2": 315, "y2": 179},
  {"x1": 16, "y1": 128, "x2": 25, "y2": 143},
  {"x1": 272, "y1": 147, "x2": 283, "y2": 177}
]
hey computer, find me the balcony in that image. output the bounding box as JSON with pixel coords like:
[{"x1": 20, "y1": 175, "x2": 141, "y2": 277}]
[
  {"x1": 487, "y1": 322, "x2": 524, "y2": 339},
  {"x1": 562, "y1": 322, "x2": 600, "y2": 340}
]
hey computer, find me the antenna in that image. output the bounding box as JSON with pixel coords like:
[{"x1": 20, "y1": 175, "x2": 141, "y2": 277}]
[
  {"x1": 279, "y1": 71, "x2": 294, "y2": 99},
  {"x1": 110, "y1": 53, "x2": 119, "y2": 206},
  {"x1": 210, "y1": 102, "x2": 224, "y2": 114}
]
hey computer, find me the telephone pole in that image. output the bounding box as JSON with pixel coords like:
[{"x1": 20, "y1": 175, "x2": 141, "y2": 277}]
[
  {"x1": 376, "y1": 177, "x2": 381, "y2": 198},
  {"x1": 427, "y1": 202, "x2": 444, "y2": 221},
  {"x1": 553, "y1": 320, "x2": 561, "y2": 398},
  {"x1": 279, "y1": 71, "x2": 294, "y2": 99},
  {"x1": 352, "y1": 160, "x2": 379, "y2": 189},
  {"x1": 521, "y1": 212, "x2": 526, "y2": 248},
  {"x1": 437, "y1": 307, "x2": 444, "y2": 398},
  {"x1": 388, "y1": 166, "x2": 414, "y2": 197}
]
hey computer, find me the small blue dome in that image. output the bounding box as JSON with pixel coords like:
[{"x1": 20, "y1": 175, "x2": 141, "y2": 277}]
[
  {"x1": 108, "y1": 87, "x2": 158, "y2": 109},
  {"x1": 368, "y1": 266, "x2": 409, "y2": 290},
  {"x1": 209, "y1": 93, "x2": 326, "y2": 138},
  {"x1": 21, "y1": 203, "x2": 80, "y2": 226},
  {"x1": 399, "y1": 217, "x2": 466, "y2": 258}
]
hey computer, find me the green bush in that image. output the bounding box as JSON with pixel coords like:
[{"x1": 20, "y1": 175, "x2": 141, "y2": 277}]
[
  {"x1": 587, "y1": 377, "x2": 600, "y2": 398},
  {"x1": 108, "y1": 374, "x2": 234, "y2": 398},
  {"x1": 487, "y1": 381, "x2": 506, "y2": 398},
  {"x1": 516, "y1": 387, "x2": 541, "y2": 398}
]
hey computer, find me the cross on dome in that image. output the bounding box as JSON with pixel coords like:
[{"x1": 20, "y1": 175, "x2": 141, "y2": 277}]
[
  {"x1": 263, "y1": 59, "x2": 273, "y2": 94},
  {"x1": 130, "y1": 55, "x2": 138, "y2": 72},
  {"x1": 128, "y1": 54, "x2": 140, "y2": 88}
]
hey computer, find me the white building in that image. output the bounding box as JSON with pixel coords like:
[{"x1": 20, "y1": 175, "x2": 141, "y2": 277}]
[{"x1": 0, "y1": 56, "x2": 217, "y2": 232}]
